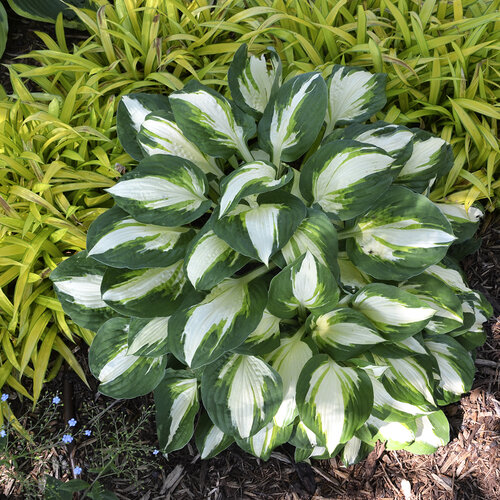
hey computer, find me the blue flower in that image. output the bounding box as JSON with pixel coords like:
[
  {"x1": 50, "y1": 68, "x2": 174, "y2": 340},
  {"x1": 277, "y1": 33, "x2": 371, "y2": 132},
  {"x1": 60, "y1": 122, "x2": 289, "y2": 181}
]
[
  {"x1": 1, "y1": 394, "x2": 8, "y2": 402},
  {"x1": 62, "y1": 434, "x2": 73, "y2": 444},
  {"x1": 0, "y1": 429, "x2": 6, "y2": 438},
  {"x1": 52, "y1": 396, "x2": 61, "y2": 404},
  {"x1": 152, "y1": 449, "x2": 159, "y2": 456},
  {"x1": 73, "y1": 466, "x2": 82, "y2": 475},
  {"x1": 68, "y1": 418, "x2": 77, "y2": 427},
  {"x1": 84, "y1": 430, "x2": 92, "y2": 436}
]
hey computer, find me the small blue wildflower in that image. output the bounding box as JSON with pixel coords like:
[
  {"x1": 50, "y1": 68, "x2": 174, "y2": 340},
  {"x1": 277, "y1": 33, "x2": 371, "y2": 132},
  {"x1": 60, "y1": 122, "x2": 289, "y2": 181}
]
[
  {"x1": 68, "y1": 418, "x2": 77, "y2": 427},
  {"x1": 52, "y1": 396, "x2": 61, "y2": 404},
  {"x1": 152, "y1": 449, "x2": 159, "y2": 456},
  {"x1": 1, "y1": 394, "x2": 8, "y2": 402},
  {"x1": 73, "y1": 466, "x2": 82, "y2": 475},
  {"x1": 0, "y1": 429, "x2": 6, "y2": 438},
  {"x1": 62, "y1": 434, "x2": 73, "y2": 444},
  {"x1": 84, "y1": 429, "x2": 92, "y2": 436}
]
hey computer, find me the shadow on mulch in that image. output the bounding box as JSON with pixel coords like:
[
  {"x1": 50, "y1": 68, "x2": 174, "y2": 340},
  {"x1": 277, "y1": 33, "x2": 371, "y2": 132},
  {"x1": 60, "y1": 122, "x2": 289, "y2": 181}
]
[{"x1": 0, "y1": 7, "x2": 499, "y2": 499}]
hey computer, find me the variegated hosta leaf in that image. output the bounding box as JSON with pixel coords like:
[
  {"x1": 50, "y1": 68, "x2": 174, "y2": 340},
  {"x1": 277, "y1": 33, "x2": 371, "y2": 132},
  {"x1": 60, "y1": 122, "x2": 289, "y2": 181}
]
[
  {"x1": 324, "y1": 65, "x2": 387, "y2": 135},
  {"x1": 138, "y1": 111, "x2": 223, "y2": 177},
  {"x1": 424, "y1": 260, "x2": 471, "y2": 293},
  {"x1": 236, "y1": 421, "x2": 292, "y2": 461},
  {"x1": 346, "y1": 185, "x2": 455, "y2": 280},
  {"x1": 201, "y1": 353, "x2": 283, "y2": 439},
  {"x1": 296, "y1": 354, "x2": 373, "y2": 454},
  {"x1": 127, "y1": 316, "x2": 170, "y2": 357},
  {"x1": 218, "y1": 161, "x2": 292, "y2": 218},
  {"x1": 404, "y1": 411, "x2": 450, "y2": 455},
  {"x1": 168, "y1": 276, "x2": 267, "y2": 369},
  {"x1": 341, "y1": 435, "x2": 374, "y2": 466},
  {"x1": 399, "y1": 274, "x2": 463, "y2": 334},
  {"x1": 214, "y1": 190, "x2": 306, "y2": 266},
  {"x1": 101, "y1": 260, "x2": 194, "y2": 318},
  {"x1": 352, "y1": 284, "x2": 435, "y2": 340},
  {"x1": 274, "y1": 208, "x2": 339, "y2": 279},
  {"x1": 434, "y1": 202, "x2": 483, "y2": 244},
  {"x1": 310, "y1": 307, "x2": 385, "y2": 361},
  {"x1": 154, "y1": 369, "x2": 199, "y2": 453},
  {"x1": 228, "y1": 43, "x2": 282, "y2": 118},
  {"x1": 89, "y1": 317, "x2": 166, "y2": 398},
  {"x1": 233, "y1": 310, "x2": 281, "y2": 356},
  {"x1": 266, "y1": 329, "x2": 315, "y2": 427},
  {"x1": 106, "y1": 155, "x2": 211, "y2": 227},
  {"x1": 366, "y1": 415, "x2": 416, "y2": 450},
  {"x1": 300, "y1": 139, "x2": 396, "y2": 221},
  {"x1": 169, "y1": 80, "x2": 256, "y2": 161},
  {"x1": 373, "y1": 352, "x2": 438, "y2": 413},
  {"x1": 424, "y1": 335, "x2": 474, "y2": 404},
  {"x1": 117, "y1": 93, "x2": 171, "y2": 160},
  {"x1": 395, "y1": 129, "x2": 453, "y2": 192},
  {"x1": 86, "y1": 206, "x2": 194, "y2": 270},
  {"x1": 184, "y1": 218, "x2": 250, "y2": 291},
  {"x1": 268, "y1": 251, "x2": 339, "y2": 319},
  {"x1": 366, "y1": 370, "x2": 434, "y2": 422},
  {"x1": 289, "y1": 420, "x2": 324, "y2": 449},
  {"x1": 195, "y1": 412, "x2": 234, "y2": 459},
  {"x1": 258, "y1": 72, "x2": 327, "y2": 164},
  {"x1": 294, "y1": 446, "x2": 330, "y2": 462},
  {"x1": 325, "y1": 121, "x2": 414, "y2": 167},
  {"x1": 337, "y1": 251, "x2": 371, "y2": 293},
  {"x1": 50, "y1": 251, "x2": 117, "y2": 331}
]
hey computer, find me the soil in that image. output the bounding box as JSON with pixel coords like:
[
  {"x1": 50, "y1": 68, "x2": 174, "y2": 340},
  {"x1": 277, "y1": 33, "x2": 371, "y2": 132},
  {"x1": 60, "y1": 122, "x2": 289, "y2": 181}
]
[{"x1": 1, "y1": 7, "x2": 499, "y2": 500}]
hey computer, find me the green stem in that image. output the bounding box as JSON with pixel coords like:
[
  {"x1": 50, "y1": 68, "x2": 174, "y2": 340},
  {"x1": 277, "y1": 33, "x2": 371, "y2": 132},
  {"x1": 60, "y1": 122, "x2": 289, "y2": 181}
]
[
  {"x1": 337, "y1": 227, "x2": 361, "y2": 240},
  {"x1": 239, "y1": 142, "x2": 255, "y2": 163},
  {"x1": 242, "y1": 262, "x2": 276, "y2": 283}
]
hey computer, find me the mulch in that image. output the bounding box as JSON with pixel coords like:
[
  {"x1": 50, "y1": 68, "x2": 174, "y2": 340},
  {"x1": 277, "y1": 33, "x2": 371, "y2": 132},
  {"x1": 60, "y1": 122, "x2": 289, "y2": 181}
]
[{"x1": 0, "y1": 7, "x2": 499, "y2": 500}]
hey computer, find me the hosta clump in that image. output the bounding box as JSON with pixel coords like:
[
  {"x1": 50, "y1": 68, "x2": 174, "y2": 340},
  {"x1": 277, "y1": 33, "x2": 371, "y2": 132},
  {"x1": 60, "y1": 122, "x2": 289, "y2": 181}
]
[{"x1": 51, "y1": 44, "x2": 492, "y2": 463}]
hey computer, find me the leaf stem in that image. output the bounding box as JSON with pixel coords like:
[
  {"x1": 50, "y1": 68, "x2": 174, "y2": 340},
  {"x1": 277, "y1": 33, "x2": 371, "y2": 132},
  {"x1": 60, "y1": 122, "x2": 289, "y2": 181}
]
[
  {"x1": 337, "y1": 227, "x2": 361, "y2": 240},
  {"x1": 242, "y1": 262, "x2": 276, "y2": 283}
]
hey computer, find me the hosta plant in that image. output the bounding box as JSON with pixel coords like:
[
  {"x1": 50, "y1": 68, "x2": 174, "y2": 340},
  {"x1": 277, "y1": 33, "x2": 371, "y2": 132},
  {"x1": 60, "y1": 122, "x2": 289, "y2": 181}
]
[{"x1": 50, "y1": 45, "x2": 492, "y2": 463}]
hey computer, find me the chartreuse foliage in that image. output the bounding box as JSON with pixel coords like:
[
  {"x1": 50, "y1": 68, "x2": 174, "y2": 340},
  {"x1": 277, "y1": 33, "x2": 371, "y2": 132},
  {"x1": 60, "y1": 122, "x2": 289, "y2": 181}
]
[{"x1": 52, "y1": 46, "x2": 492, "y2": 463}]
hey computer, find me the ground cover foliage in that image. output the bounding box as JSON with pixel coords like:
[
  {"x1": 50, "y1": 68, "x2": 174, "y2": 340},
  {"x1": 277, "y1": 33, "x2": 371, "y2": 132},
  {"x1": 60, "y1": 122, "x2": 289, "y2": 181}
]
[
  {"x1": 0, "y1": 0, "x2": 497, "y2": 466},
  {"x1": 50, "y1": 44, "x2": 493, "y2": 466}
]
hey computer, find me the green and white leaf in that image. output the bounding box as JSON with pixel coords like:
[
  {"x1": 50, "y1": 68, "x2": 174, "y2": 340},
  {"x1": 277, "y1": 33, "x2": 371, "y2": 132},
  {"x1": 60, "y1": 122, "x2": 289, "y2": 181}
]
[
  {"x1": 169, "y1": 81, "x2": 256, "y2": 161},
  {"x1": 341, "y1": 435, "x2": 374, "y2": 466},
  {"x1": 424, "y1": 261, "x2": 471, "y2": 293},
  {"x1": 424, "y1": 335, "x2": 474, "y2": 403},
  {"x1": 366, "y1": 415, "x2": 416, "y2": 450},
  {"x1": 434, "y1": 202, "x2": 483, "y2": 244},
  {"x1": 127, "y1": 316, "x2": 170, "y2": 357},
  {"x1": 396, "y1": 129, "x2": 453, "y2": 192},
  {"x1": 404, "y1": 411, "x2": 450, "y2": 455},
  {"x1": 117, "y1": 93, "x2": 171, "y2": 160},
  {"x1": 274, "y1": 208, "x2": 339, "y2": 279},
  {"x1": 184, "y1": 219, "x2": 249, "y2": 291},
  {"x1": 106, "y1": 155, "x2": 211, "y2": 227},
  {"x1": 218, "y1": 161, "x2": 292, "y2": 218},
  {"x1": 233, "y1": 310, "x2": 281, "y2": 356},
  {"x1": 138, "y1": 111, "x2": 223, "y2": 177},
  {"x1": 300, "y1": 140, "x2": 396, "y2": 221},
  {"x1": 400, "y1": 274, "x2": 463, "y2": 334},
  {"x1": 310, "y1": 308, "x2": 385, "y2": 361},
  {"x1": 325, "y1": 121, "x2": 414, "y2": 167},
  {"x1": 194, "y1": 412, "x2": 234, "y2": 459},
  {"x1": 86, "y1": 206, "x2": 194, "y2": 270},
  {"x1": 228, "y1": 43, "x2": 282, "y2": 117},
  {"x1": 337, "y1": 252, "x2": 371, "y2": 293},
  {"x1": 168, "y1": 276, "x2": 267, "y2": 368},
  {"x1": 89, "y1": 318, "x2": 166, "y2": 399},
  {"x1": 214, "y1": 190, "x2": 306, "y2": 266},
  {"x1": 236, "y1": 421, "x2": 292, "y2": 460},
  {"x1": 266, "y1": 328, "x2": 315, "y2": 427},
  {"x1": 50, "y1": 251, "x2": 117, "y2": 331},
  {"x1": 296, "y1": 354, "x2": 373, "y2": 454},
  {"x1": 346, "y1": 186, "x2": 455, "y2": 280},
  {"x1": 258, "y1": 72, "x2": 327, "y2": 164},
  {"x1": 352, "y1": 284, "x2": 435, "y2": 340},
  {"x1": 101, "y1": 260, "x2": 191, "y2": 318},
  {"x1": 324, "y1": 65, "x2": 387, "y2": 135},
  {"x1": 154, "y1": 369, "x2": 199, "y2": 453},
  {"x1": 268, "y1": 251, "x2": 339, "y2": 318},
  {"x1": 201, "y1": 353, "x2": 283, "y2": 439}
]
